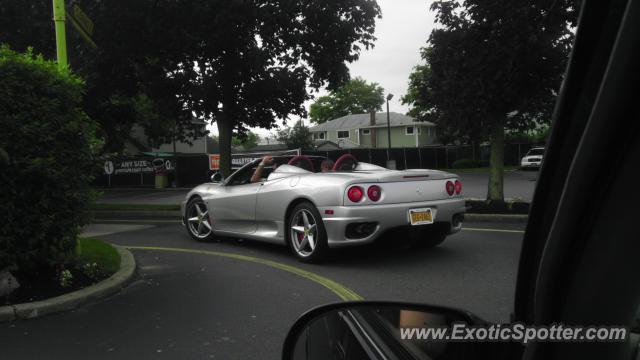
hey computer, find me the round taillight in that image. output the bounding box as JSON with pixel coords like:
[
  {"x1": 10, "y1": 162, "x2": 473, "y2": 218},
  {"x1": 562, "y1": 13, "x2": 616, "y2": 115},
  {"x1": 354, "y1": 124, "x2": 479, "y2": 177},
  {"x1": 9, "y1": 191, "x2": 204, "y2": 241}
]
[
  {"x1": 454, "y1": 180, "x2": 462, "y2": 194},
  {"x1": 347, "y1": 186, "x2": 364, "y2": 202},
  {"x1": 367, "y1": 185, "x2": 382, "y2": 201},
  {"x1": 445, "y1": 181, "x2": 455, "y2": 196}
]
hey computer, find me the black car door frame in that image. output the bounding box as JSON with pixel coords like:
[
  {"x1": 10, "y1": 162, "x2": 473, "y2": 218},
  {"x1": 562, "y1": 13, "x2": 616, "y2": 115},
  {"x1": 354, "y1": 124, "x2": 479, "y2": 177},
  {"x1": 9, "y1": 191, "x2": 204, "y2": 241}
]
[{"x1": 514, "y1": 0, "x2": 640, "y2": 359}]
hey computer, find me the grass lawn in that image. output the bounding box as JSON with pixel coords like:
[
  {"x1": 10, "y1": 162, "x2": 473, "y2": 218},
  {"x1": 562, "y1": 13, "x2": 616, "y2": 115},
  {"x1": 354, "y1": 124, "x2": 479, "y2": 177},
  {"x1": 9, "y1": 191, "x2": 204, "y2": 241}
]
[
  {"x1": 77, "y1": 237, "x2": 121, "y2": 275},
  {"x1": 1, "y1": 238, "x2": 121, "y2": 305},
  {"x1": 90, "y1": 203, "x2": 180, "y2": 211}
]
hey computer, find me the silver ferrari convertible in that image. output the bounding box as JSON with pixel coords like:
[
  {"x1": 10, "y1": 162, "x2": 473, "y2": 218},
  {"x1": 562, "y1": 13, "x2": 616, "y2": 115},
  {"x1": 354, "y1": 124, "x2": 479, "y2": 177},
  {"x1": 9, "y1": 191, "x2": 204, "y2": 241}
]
[{"x1": 181, "y1": 154, "x2": 465, "y2": 262}]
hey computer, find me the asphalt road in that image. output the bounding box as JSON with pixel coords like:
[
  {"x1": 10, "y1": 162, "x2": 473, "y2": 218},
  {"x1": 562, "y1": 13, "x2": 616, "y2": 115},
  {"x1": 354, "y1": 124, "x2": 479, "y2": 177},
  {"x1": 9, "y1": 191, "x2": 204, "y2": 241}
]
[
  {"x1": 1, "y1": 221, "x2": 524, "y2": 359},
  {"x1": 460, "y1": 170, "x2": 538, "y2": 201},
  {"x1": 95, "y1": 170, "x2": 538, "y2": 205}
]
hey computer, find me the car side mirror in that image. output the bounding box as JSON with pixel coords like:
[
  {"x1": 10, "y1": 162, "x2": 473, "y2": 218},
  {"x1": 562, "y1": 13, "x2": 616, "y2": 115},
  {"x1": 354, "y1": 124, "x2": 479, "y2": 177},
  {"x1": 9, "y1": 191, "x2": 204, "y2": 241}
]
[
  {"x1": 211, "y1": 172, "x2": 224, "y2": 183},
  {"x1": 282, "y1": 301, "x2": 489, "y2": 360}
]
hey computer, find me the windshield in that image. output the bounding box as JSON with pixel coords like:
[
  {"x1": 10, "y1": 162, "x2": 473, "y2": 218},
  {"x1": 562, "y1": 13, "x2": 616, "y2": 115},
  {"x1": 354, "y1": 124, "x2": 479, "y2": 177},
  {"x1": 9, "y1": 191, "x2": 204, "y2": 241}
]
[
  {"x1": 0, "y1": 0, "x2": 602, "y2": 359},
  {"x1": 527, "y1": 149, "x2": 545, "y2": 156}
]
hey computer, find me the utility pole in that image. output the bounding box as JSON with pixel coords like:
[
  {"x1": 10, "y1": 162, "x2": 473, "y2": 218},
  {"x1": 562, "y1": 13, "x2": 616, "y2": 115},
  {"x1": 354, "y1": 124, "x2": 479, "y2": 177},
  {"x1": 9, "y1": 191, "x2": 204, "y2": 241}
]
[
  {"x1": 52, "y1": 0, "x2": 68, "y2": 69},
  {"x1": 52, "y1": 0, "x2": 97, "y2": 69},
  {"x1": 385, "y1": 94, "x2": 394, "y2": 168},
  {"x1": 386, "y1": 94, "x2": 393, "y2": 150}
]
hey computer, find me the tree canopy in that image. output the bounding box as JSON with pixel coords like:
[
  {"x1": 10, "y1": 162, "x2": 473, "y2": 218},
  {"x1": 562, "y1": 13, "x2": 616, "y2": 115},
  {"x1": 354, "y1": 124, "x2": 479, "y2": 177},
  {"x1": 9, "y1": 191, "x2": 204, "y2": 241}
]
[
  {"x1": 403, "y1": 0, "x2": 577, "y2": 200},
  {"x1": 0, "y1": 0, "x2": 381, "y2": 175},
  {"x1": 232, "y1": 132, "x2": 260, "y2": 150},
  {"x1": 309, "y1": 77, "x2": 385, "y2": 124},
  {"x1": 180, "y1": 1, "x2": 381, "y2": 175},
  {"x1": 277, "y1": 122, "x2": 314, "y2": 150}
]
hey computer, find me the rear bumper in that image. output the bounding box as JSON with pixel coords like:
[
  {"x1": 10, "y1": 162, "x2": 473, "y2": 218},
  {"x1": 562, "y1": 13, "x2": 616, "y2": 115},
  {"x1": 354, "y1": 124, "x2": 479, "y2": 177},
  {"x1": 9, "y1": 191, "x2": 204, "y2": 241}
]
[{"x1": 318, "y1": 198, "x2": 466, "y2": 248}]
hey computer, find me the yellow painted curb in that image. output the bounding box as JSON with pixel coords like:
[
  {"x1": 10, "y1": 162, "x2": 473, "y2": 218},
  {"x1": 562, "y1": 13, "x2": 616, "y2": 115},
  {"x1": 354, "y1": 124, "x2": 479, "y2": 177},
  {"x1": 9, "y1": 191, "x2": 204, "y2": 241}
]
[{"x1": 126, "y1": 246, "x2": 364, "y2": 301}]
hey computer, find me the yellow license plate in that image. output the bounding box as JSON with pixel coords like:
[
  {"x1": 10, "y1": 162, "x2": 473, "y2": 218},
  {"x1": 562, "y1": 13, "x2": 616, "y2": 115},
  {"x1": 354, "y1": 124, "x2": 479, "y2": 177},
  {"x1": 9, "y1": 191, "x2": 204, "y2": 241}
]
[{"x1": 409, "y1": 208, "x2": 434, "y2": 225}]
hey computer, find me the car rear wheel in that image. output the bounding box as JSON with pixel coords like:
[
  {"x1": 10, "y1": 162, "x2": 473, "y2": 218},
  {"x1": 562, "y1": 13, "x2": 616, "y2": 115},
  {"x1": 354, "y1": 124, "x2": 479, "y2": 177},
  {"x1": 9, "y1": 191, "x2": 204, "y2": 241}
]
[
  {"x1": 406, "y1": 223, "x2": 449, "y2": 248},
  {"x1": 185, "y1": 197, "x2": 215, "y2": 242},
  {"x1": 287, "y1": 202, "x2": 329, "y2": 262}
]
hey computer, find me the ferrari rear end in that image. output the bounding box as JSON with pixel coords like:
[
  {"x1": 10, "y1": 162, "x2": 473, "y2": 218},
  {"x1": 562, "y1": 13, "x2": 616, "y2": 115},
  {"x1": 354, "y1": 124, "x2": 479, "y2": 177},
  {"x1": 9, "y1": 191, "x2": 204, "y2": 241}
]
[{"x1": 318, "y1": 169, "x2": 466, "y2": 248}]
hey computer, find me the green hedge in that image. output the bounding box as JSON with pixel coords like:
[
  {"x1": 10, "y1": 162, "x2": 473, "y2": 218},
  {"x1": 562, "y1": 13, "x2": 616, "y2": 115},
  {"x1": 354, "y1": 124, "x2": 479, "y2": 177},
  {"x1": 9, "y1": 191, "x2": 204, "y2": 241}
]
[{"x1": 0, "y1": 45, "x2": 101, "y2": 272}]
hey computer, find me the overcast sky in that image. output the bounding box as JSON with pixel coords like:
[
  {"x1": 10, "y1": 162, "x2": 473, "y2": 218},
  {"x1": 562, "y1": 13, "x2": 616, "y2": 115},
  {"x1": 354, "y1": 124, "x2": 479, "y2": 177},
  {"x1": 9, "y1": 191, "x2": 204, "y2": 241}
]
[
  {"x1": 348, "y1": 0, "x2": 435, "y2": 114},
  {"x1": 209, "y1": 0, "x2": 436, "y2": 138}
]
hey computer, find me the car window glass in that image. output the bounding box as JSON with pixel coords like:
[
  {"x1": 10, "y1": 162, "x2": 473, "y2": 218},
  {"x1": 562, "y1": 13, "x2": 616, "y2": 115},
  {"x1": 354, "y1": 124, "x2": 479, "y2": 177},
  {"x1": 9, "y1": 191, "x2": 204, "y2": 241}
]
[{"x1": 227, "y1": 165, "x2": 258, "y2": 186}]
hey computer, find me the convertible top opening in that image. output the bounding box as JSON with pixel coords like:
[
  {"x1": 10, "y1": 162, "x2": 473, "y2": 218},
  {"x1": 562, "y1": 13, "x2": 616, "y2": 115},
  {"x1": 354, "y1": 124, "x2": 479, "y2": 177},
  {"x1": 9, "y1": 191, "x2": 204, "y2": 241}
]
[
  {"x1": 264, "y1": 154, "x2": 387, "y2": 174},
  {"x1": 268, "y1": 154, "x2": 389, "y2": 176}
]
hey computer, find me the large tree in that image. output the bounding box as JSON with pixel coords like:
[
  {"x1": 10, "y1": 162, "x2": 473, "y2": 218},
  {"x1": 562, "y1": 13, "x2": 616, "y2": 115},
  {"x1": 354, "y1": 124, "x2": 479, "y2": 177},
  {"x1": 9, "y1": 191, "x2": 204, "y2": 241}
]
[
  {"x1": 403, "y1": 0, "x2": 577, "y2": 201},
  {"x1": 1, "y1": 1, "x2": 380, "y2": 174},
  {"x1": 181, "y1": 1, "x2": 381, "y2": 176},
  {"x1": 309, "y1": 77, "x2": 385, "y2": 124}
]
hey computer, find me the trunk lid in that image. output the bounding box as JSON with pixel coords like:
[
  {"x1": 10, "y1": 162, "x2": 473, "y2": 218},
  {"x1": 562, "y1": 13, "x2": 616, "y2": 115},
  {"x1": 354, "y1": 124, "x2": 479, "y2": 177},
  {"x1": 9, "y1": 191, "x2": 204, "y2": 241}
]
[
  {"x1": 342, "y1": 169, "x2": 461, "y2": 205},
  {"x1": 335, "y1": 169, "x2": 457, "y2": 183},
  {"x1": 374, "y1": 169, "x2": 456, "y2": 182}
]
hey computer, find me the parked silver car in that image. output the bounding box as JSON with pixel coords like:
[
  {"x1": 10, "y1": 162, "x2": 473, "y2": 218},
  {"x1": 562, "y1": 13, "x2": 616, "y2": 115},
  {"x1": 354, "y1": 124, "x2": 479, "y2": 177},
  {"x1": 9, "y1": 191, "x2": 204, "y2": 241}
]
[{"x1": 181, "y1": 154, "x2": 465, "y2": 262}]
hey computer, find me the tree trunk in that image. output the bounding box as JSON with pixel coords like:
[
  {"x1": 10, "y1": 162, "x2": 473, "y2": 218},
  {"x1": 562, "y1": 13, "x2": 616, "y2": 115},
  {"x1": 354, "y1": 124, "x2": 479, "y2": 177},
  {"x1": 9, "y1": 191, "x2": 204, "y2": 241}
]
[
  {"x1": 216, "y1": 113, "x2": 233, "y2": 178},
  {"x1": 217, "y1": 55, "x2": 237, "y2": 179},
  {"x1": 487, "y1": 119, "x2": 505, "y2": 202}
]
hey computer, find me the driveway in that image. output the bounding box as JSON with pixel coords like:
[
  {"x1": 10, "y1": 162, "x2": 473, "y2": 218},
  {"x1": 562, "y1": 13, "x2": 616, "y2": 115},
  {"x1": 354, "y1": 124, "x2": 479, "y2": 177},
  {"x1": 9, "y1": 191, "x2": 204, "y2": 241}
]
[{"x1": 1, "y1": 221, "x2": 524, "y2": 359}]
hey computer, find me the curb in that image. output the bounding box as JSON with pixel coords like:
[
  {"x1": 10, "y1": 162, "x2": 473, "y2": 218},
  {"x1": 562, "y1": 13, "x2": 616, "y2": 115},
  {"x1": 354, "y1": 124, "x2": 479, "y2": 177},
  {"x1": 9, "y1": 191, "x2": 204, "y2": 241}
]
[
  {"x1": 0, "y1": 246, "x2": 136, "y2": 322},
  {"x1": 464, "y1": 213, "x2": 528, "y2": 223}
]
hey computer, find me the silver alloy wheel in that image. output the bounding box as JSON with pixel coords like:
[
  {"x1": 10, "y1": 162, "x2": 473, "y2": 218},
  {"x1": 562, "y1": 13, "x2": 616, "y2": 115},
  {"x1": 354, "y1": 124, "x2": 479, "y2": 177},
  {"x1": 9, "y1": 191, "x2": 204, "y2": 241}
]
[
  {"x1": 290, "y1": 209, "x2": 318, "y2": 257},
  {"x1": 187, "y1": 201, "x2": 212, "y2": 239}
]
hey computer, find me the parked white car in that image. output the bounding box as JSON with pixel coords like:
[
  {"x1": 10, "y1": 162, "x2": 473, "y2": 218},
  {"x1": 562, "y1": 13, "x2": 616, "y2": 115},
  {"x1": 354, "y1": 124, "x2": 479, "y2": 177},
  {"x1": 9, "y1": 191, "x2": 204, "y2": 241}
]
[{"x1": 520, "y1": 147, "x2": 545, "y2": 169}]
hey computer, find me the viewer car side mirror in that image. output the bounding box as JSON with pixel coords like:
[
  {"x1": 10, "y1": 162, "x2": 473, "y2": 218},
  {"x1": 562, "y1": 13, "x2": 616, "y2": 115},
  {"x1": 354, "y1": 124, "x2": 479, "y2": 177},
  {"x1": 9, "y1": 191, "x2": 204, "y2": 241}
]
[
  {"x1": 211, "y1": 172, "x2": 224, "y2": 183},
  {"x1": 282, "y1": 301, "x2": 490, "y2": 360}
]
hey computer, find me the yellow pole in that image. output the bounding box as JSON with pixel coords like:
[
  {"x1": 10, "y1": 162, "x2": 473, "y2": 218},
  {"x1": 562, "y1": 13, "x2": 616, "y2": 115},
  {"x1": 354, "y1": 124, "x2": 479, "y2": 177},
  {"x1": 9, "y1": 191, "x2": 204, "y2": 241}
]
[{"x1": 52, "y1": 0, "x2": 67, "y2": 69}]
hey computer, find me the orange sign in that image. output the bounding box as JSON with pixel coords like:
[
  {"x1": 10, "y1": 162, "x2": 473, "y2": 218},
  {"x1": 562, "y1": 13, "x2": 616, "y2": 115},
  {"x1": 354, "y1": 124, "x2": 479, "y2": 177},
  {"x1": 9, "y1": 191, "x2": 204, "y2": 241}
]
[{"x1": 209, "y1": 154, "x2": 220, "y2": 170}]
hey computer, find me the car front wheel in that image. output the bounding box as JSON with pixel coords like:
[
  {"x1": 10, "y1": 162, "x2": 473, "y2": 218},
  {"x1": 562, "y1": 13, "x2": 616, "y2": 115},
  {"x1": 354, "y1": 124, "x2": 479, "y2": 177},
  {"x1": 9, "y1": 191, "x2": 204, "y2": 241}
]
[
  {"x1": 185, "y1": 197, "x2": 215, "y2": 242},
  {"x1": 287, "y1": 202, "x2": 329, "y2": 262}
]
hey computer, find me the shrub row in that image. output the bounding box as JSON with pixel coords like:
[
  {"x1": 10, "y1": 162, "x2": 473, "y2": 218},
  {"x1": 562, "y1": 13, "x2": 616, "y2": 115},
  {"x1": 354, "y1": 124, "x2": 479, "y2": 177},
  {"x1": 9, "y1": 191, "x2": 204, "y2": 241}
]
[{"x1": 0, "y1": 45, "x2": 101, "y2": 273}]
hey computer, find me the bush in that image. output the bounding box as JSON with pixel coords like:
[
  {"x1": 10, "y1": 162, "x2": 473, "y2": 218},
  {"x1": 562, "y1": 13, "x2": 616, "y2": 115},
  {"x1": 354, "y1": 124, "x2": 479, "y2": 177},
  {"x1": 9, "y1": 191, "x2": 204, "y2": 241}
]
[
  {"x1": 451, "y1": 158, "x2": 489, "y2": 169},
  {"x1": 0, "y1": 46, "x2": 101, "y2": 273}
]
